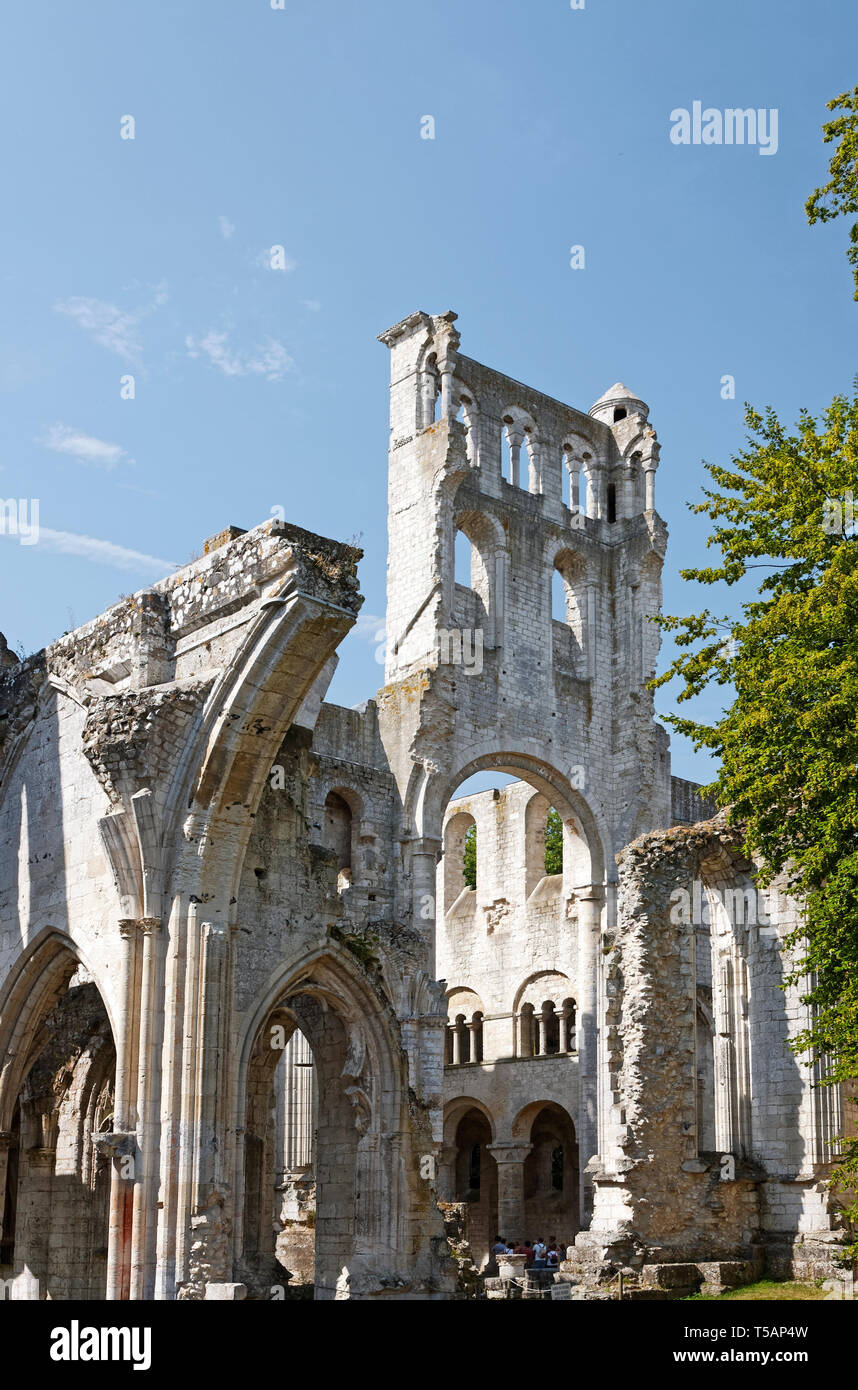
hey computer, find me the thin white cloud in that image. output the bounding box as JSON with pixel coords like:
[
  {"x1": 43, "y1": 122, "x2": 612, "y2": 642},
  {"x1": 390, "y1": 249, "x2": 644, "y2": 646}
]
[
  {"x1": 1, "y1": 525, "x2": 178, "y2": 574},
  {"x1": 218, "y1": 215, "x2": 235, "y2": 240},
  {"x1": 53, "y1": 281, "x2": 168, "y2": 363},
  {"x1": 39, "y1": 424, "x2": 131, "y2": 470},
  {"x1": 352, "y1": 613, "x2": 385, "y2": 642},
  {"x1": 185, "y1": 329, "x2": 293, "y2": 381}
]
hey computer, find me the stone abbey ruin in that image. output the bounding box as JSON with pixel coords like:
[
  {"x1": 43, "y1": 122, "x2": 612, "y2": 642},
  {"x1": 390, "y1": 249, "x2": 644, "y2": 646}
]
[{"x1": 0, "y1": 310, "x2": 849, "y2": 1300}]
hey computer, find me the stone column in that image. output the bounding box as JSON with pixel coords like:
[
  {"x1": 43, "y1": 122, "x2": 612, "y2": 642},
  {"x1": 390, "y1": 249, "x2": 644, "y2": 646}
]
[
  {"x1": 438, "y1": 358, "x2": 455, "y2": 419},
  {"x1": 584, "y1": 582, "x2": 596, "y2": 680},
  {"x1": 131, "y1": 916, "x2": 161, "y2": 1301},
  {"x1": 643, "y1": 459, "x2": 657, "y2": 512},
  {"x1": 536, "y1": 1011, "x2": 548, "y2": 1057},
  {"x1": 488, "y1": 1143, "x2": 532, "y2": 1243},
  {"x1": 0, "y1": 1131, "x2": 12, "y2": 1246},
  {"x1": 576, "y1": 888, "x2": 603, "y2": 1225},
  {"x1": 15, "y1": 1146, "x2": 55, "y2": 1294},
  {"x1": 436, "y1": 1144, "x2": 456, "y2": 1202},
  {"x1": 558, "y1": 1002, "x2": 573, "y2": 1055},
  {"x1": 412, "y1": 837, "x2": 442, "y2": 950},
  {"x1": 107, "y1": 918, "x2": 139, "y2": 1302},
  {"x1": 505, "y1": 425, "x2": 523, "y2": 488}
]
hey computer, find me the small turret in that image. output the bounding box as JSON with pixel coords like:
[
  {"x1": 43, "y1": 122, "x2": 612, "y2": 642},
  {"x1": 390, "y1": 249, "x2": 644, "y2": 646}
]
[{"x1": 588, "y1": 383, "x2": 649, "y2": 427}]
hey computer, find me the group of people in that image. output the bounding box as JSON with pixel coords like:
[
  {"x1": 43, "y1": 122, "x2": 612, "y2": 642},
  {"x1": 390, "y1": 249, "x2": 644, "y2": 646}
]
[{"x1": 491, "y1": 1236, "x2": 566, "y2": 1270}]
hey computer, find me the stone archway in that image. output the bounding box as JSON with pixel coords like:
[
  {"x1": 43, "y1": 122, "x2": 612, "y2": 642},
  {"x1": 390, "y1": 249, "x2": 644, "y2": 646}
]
[
  {"x1": 0, "y1": 936, "x2": 117, "y2": 1300},
  {"x1": 235, "y1": 950, "x2": 427, "y2": 1301},
  {"x1": 515, "y1": 1101, "x2": 580, "y2": 1251},
  {"x1": 441, "y1": 1098, "x2": 498, "y2": 1271}
]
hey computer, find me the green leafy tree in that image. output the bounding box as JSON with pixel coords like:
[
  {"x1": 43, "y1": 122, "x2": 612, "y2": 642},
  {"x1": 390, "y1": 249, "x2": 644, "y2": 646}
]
[
  {"x1": 806, "y1": 85, "x2": 858, "y2": 300},
  {"x1": 650, "y1": 388, "x2": 858, "y2": 1235},
  {"x1": 544, "y1": 807, "x2": 564, "y2": 876},
  {"x1": 463, "y1": 822, "x2": 477, "y2": 890}
]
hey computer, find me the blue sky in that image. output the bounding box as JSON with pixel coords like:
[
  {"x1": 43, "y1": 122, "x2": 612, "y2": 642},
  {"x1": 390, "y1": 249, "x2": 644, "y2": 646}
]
[{"x1": 1, "y1": 0, "x2": 855, "y2": 784}]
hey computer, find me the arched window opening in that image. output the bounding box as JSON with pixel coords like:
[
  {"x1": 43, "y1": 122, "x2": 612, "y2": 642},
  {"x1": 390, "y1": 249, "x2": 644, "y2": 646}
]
[
  {"x1": 551, "y1": 553, "x2": 586, "y2": 676},
  {"x1": 323, "y1": 791, "x2": 353, "y2": 894},
  {"x1": 514, "y1": 973, "x2": 574, "y2": 1058},
  {"x1": 450, "y1": 511, "x2": 494, "y2": 644},
  {"x1": 606, "y1": 483, "x2": 617, "y2": 524},
  {"x1": 442, "y1": 810, "x2": 477, "y2": 914},
  {"x1": 451, "y1": 1108, "x2": 495, "y2": 1216},
  {"x1": 521, "y1": 1105, "x2": 578, "y2": 1236},
  {"x1": 525, "y1": 793, "x2": 564, "y2": 896},
  {"x1": 455, "y1": 529, "x2": 474, "y2": 588},
  {"x1": 423, "y1": 352, "x2": 440, "y2": 426},
  {"x1": 445, "y1": 989, "x2": 484, "y2": 1066},
  {"x1": 613, "y1": 406, "x2": 627, "y2": 422},
  {"x1": 551, "y1": 567, "x2": 567, "y2": 622}
]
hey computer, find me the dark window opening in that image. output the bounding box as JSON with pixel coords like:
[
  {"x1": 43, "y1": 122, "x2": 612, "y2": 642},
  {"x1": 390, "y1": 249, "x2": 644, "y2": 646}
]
[
  {"x1": 551, "y1": 1145, "x2": 564, "y2": 1192},
  {"x1": 606, "y1": 484, "x2": 617, "y2": 524},
  {"x1": 468, "y1": 1142, "x2": 481, "y2": 1192},
  {"x1": 613, "y1": 407, "x2": 626, "y2": 422}
]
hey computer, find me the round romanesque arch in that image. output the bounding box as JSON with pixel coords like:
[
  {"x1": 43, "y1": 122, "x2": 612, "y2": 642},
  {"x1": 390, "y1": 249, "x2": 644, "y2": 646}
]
[{"x1": 410, "y1": 746, "x2": 611, "y2": 889}]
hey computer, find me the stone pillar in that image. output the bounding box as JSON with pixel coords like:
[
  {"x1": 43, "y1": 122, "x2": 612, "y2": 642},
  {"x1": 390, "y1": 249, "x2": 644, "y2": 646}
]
[
  {"x1": 107, "y1": 918, "x2": 139, "y2": 1302},
  {"x1": 0, "y1": 1131, "x2": 12, "y2": 1245},
  {"x1": 567, "y1": 456, "x2": 581, "y2": 514},
  {"x1": 467, "y1": 1018, "x2": 481, "y2": 1064},
  {"x1": 16, "y1": 1146, "x2": 55, "y2": 1294},
  {"x1": 642, "y1": 464, "x2": 656, "y2": 514},
  {"x1": 131, "y1": 916, "x2": 161, "y2": 1301},
  {"x1": 488, "y1": 1143, "x2": 532, "y2": 1243},
  {"x1": 559, "y1": 1002, "x2": 573, "y2": 1055},
  {"x1": 505, "y1": 425, "x2": 523, "y2": 488},
  {"x1": 584, "y1": 582, "x2": 596, "y2": 680},
  {"x1": 576, "y1": 888, "x2": 603, "y2": 1225},
  {"x1": 451, "y1": 1023, "x2": 463, "y2": 1067},
  {"x1": 421, "y1": 369, "x2": 436, "y2": 429},
  {"x1": 437, "y1": 1145, "x2": 456, "y2": 1202},
  {"x1": 412, "y1": 838, "x2": 441, "y2": 949},
  {"x1": 536, "y1": 1012, "x2": 547, "y2": 1057},
  {"x1": 438, "y1": 358, "x2": 455, "y2": 420}
]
